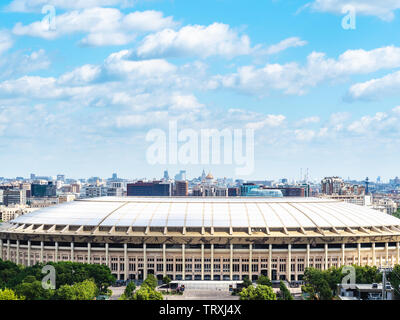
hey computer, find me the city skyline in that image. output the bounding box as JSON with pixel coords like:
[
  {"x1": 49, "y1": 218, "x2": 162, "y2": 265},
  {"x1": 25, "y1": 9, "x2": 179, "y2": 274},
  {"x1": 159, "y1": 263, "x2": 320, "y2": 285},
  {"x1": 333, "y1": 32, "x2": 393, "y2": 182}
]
[
  {"x1": 1, "y1": 169, "x2": 398, "y2": 185},
  {"x1": 1, "y1": 1, "x2": 400, "y2": 179}
]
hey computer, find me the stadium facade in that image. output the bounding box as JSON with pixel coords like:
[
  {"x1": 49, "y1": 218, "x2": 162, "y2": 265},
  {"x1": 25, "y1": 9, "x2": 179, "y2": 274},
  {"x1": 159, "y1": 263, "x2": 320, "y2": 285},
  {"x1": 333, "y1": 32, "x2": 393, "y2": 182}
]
[{"x1": 1, "y1": 197, "x2": 400, "y2": 282}]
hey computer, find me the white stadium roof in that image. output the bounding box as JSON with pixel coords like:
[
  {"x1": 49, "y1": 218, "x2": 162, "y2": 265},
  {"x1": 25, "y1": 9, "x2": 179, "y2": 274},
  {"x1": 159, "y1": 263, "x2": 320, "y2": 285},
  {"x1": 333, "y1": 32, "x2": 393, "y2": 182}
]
[{"x1": 10, "y1": 197, "x2": 400, "y2": 232}]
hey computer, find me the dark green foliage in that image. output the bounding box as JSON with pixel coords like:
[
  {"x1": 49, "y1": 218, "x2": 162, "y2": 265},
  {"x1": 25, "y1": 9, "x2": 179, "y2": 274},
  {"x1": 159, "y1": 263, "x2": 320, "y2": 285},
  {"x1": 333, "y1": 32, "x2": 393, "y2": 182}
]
[
  {"x1": 162, "y1": 276, "x2": 171, "y2": 285},
  {"x1": 142, "y1": 274, "x2": 158, "y2": 289},
  {"x1": 302, "y1": 265, "x2": 381, "y2": 300},
  {"x1": 0, "y1": 258, "x2": 115, "y2": 299},
  {"x1": 242, "y1": 275, "x2": 252, "y2": 288},
  {"x1": 124, "y1": 281, "x2": 136, "y2": 299},
  {"x1": 256, "y1": 275, "x2": 272, "y2": 287},
  {"x1": 278, "y1": 281, "x2": 293, "y2": 300}
]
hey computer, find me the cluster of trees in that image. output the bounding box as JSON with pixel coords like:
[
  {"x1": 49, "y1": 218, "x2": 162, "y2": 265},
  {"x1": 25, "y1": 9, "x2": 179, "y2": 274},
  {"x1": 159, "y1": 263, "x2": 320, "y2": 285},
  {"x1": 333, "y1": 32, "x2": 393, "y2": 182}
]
[
  {"x1": 120, "y1": 274, "x2": 163, "y2": 300},
  {"x1": 393, "y1": 208, "x2": 400, "y2": 219},
  {"x1": 238, "y1": 275, "x2": 293, "y2": 300},
  {"x1": 302, "y1": 265, "x2": 383, "y2": 300},
  {"x1": 0, "y1": 259, "x2": 115, "y2": 300}
]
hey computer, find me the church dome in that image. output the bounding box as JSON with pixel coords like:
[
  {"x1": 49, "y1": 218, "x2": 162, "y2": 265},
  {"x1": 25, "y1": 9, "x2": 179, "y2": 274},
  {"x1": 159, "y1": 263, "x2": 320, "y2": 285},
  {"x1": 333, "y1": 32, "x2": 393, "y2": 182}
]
[{"x1": 206, "y1": 172, "x2": 214, "y2": 180}]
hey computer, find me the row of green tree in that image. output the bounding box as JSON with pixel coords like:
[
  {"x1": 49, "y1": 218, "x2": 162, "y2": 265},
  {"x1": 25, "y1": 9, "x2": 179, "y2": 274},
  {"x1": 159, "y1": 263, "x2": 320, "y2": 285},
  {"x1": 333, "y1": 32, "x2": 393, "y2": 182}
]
[
  {"x1": 0, "y1": 258, "x2": 115, "y2": 300},
  {"x1": 302, "y1": 264, "x2": 400, "y2": 300}
]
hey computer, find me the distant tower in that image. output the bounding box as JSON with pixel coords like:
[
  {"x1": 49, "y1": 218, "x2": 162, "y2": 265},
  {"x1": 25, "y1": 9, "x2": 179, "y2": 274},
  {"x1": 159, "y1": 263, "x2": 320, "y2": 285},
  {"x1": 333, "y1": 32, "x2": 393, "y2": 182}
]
[
  {"x1": 201, "y1": 169, "x2": 206, "y2": 181},
  {"x1": 163, "y1": 170, "x2": 169, "y2": 181},
  {"x1": 364, "y1": 177, "x2": 370, "y2": 194}
]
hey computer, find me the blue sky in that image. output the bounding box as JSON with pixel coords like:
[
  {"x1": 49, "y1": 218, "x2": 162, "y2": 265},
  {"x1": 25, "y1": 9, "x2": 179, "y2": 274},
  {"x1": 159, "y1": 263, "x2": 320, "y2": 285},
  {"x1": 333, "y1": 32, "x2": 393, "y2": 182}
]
[{"x1": 1, "y1": 0, "x2": 400, "y2": 181}]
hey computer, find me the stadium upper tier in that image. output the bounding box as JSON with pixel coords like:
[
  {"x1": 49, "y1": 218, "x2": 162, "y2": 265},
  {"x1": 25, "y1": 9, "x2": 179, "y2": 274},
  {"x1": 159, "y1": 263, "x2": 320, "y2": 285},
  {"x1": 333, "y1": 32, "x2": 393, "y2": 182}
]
[{"x1": 7, "y1": 197, "x2": 400, "y2": 236}]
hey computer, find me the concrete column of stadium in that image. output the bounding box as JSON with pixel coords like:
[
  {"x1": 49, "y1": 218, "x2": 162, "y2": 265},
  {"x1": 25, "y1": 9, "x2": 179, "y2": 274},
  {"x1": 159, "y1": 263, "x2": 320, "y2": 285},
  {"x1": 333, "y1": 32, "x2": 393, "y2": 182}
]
[
  {"x1": 124, "y1": 243, "x2": 128, "y2": 281},
  {"x1": 143, "y1": 243, "x2": 147, "y2": 280},
  {"x1": 230, "y1": 243, "x2": 233, "y2": 281},
  {"x1": 268, "y1": 244, "x2": 272, "y2": 280},
  {"x1": 0, "y1": 239, "x2": 3, "y2": 260},
  {"x1": 372, "y1": 242, "x2": 376, "y2": 266},
  {"x1": 55, "y1": 242, "x2": 58, "y2": 263},
  {"x1": 324, "y1": 244, "x2": 328, "y2": 270},
  {"x1": 287, "y1": 244, "x2": 291, "y2": 280},
  {"x1": 162, "y1": 244, "x2": 166, "y2": 278},
  {"x1": 182, "y1": 244, "x2": 185, "y2": 280},
  {"x1": 306, "y1": 244, "x2": 310, "y2": 268},
  {"x1": 211, "y1": 244, "x2": 214, "y2": 280},
  {"x1": 70, "y1": 242, "x2": 74, "y2": 262},
  {"x1": 201, "y1": 244, "x2": 204, "y2": 280},
  {"x1": 357, "y1": 243, "x2": 361, "y2": 266},
  {"x1": 385, "y1": 242, "x2": 389, "y2": 265},
  {"x1": 249, "y1": 244, "x2": 252, "y2": 281},
  {"x1": 87, "y1": 242, "x2": 91, "y2": 264},
  {"x1": 16, "y1": 240, "x2": 20, "y2": 265},
  {"x1": 40, "y1": 241, "x2": 44, "y2": 263},
  {"x1": 341, "y1": 243, "x2": 345, "y2": 266},
  {"x1": 397, "y1": 242, "x2": 400, "y2": 265},
  {"x1": 7, "y1": 239, "x2": 10, "y2": 261},
  {"x1": 27, "y1": 240, "x2": 31, "y2": 266},
  {"x1": 105, "y1": 243, "x2": 109, "y2": 267}
]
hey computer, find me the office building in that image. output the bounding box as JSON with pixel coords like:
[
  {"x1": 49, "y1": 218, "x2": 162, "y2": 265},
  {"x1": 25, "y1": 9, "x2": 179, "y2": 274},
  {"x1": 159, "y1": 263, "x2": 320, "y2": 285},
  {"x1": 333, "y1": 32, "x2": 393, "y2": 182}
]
[{"x1": 127, "y1": 181, "x2": 172, "y2": 197}]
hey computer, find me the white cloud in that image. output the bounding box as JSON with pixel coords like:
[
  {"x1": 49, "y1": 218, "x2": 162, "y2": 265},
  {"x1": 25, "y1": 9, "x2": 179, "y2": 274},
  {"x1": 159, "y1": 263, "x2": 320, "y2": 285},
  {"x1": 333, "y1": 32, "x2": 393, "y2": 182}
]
[
  {"x1": 264, "y1": 37, "x2": 307, "y2": 55},
  {"x1": 294, "y1": 129, "x2": 315, "y2": 141},
  {"x1": 246, "y1": 114, "x2": 286, "y2": 130},
  {"x1": 0, "y1": 31, "x2": 13, "y2": 55},
  {"x1": 393, "y1": 106, "x2": 400, "y2": 114},
  {"x1": 347, "y1": 112, "x2": 392, "y2": 134},
  {"x1": 309, "y1": 0, "x2": 400, "y2": 21},
  {"x1": 136, "y1": 23, "x2": 252, "y2": 59},
  {"x1": 215, "y1": 45, "x2": 400, "y2": 96},
  {"x1": 347, "y1": 70, "x2": 400, "y2": 100},
  {"x1": 6, "y1": 0, "x2": 134, "y2": 12},
  {"x1": 57, "y1": 65, "x2": 101, "y2": 86},
  {"x1": 12, "y1": 8, "x2": 177, "y2": 46},
  {"x1": 296, "y1": 116, "x2": 320, "y2": 126}
]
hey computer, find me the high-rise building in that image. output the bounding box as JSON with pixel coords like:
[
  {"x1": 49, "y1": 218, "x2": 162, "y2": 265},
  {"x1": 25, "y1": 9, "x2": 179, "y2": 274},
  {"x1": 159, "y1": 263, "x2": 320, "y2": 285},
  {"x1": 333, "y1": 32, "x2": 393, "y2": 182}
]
[
  {"x1": 57, "y1": 174, "x2": 65, "y2": 182},
  {"x1": 31, "y1": 182, "x2": 57, "y2": 198},
  {"x1": 4, "y1": 189, "x2": 26, "y2": 206},
  {"x1": 174, "y1": 170, "x2": 186, "y2": 181},
  {"x1": 163, "y1": 170, "x2": 169, "y2": 181},
  {"x1": 321, "y1": 177, "x2": 344, "y2": 195},
  {"x1": 127, "y1": 181, "x2": 172, "y2": 196},
  {"x1": 228, "y1": 187, "x2": 240, "y2": 197},
  {"x1": 82, "y1": 185, "x2": 108, "y2": 198},
  {"x1": 174, "y1": 181, "x2": 188, "y2": 196}
]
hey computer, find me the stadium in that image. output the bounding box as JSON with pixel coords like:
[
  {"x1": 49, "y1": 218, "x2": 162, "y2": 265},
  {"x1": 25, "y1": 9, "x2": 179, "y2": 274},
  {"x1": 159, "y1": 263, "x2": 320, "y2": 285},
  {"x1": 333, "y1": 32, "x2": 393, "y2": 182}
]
[{"x1": 1, "y1": 197, "x2": 400, "y2": 282}]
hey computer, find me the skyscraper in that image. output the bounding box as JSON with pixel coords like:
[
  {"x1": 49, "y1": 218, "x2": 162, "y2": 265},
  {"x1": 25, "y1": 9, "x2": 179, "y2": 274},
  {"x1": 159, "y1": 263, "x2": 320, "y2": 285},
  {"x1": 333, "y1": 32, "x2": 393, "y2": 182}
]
[{"x1": 163, "y1": 170, "x2": 169, "y2": 181}]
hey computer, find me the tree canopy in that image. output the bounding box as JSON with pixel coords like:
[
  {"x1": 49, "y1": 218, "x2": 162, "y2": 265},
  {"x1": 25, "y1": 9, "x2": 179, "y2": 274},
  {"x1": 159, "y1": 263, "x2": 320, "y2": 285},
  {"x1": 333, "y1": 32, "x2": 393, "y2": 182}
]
[
  {"x1": 0, "y1": 259, "x2": 114, "y2": 300},
  {"x1": 142, "y1": 274, "x2": 158, "y2": 290},
  {"x1": 133, "y1": 285, "x2": 163, "y2": 300},
  {"x1": 0, "y1": 288, "x2": 24, "y2": 300},
  {"x1": 239, "y1": 285, "x2": 277, "y2": 300},
  {"x1": 256, "y1": 275, "x2": 272, "y2": 287},
  {"x1": 278, "y1": 281, "x2": 293, "y2": 300}
]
